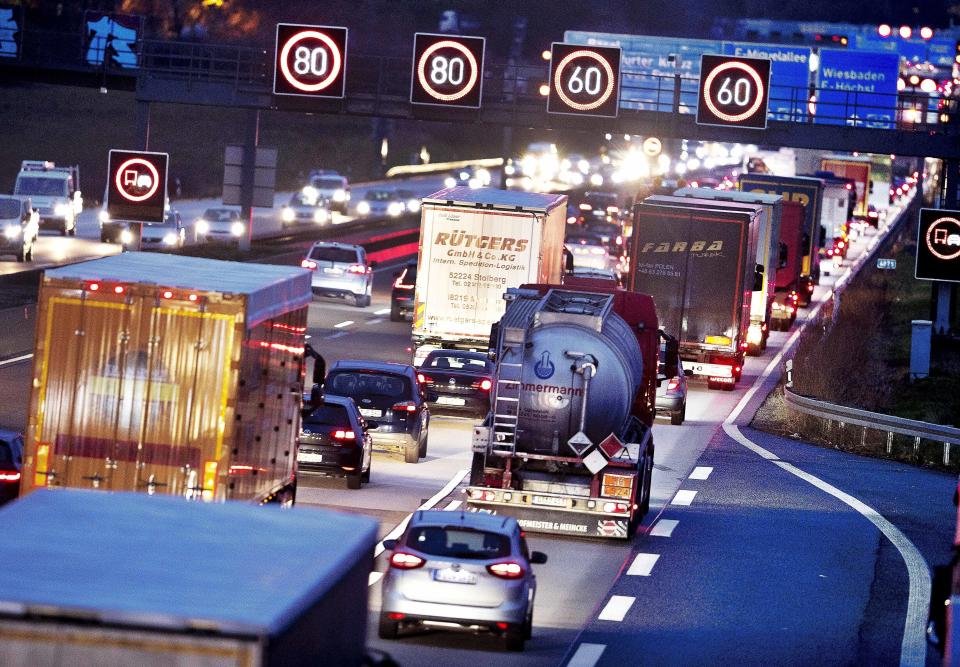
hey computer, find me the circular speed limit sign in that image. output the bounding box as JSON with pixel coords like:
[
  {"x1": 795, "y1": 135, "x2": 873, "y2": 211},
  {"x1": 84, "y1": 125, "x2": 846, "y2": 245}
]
[
  {"x1": 547, "y1": 43, "x2": 621, "y2": 118},
  {"x1": 411, "y1": 33, "x2": 485, "y2": 108},
  {"x1": 273, "y1": 23, "x2": 348, "y2": 99},
  {"x1": 697, "y1": 54, "x2": 771, "y2": 129}
]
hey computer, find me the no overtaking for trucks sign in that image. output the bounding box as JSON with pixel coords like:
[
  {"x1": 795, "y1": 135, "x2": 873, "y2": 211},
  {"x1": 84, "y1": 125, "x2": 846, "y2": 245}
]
[
  {"x1": 106, "y1": 149, "x2": 169, "y2": 224},
  {"x1": 916, "y1": 208, "x2": 960, "y2": 283}
]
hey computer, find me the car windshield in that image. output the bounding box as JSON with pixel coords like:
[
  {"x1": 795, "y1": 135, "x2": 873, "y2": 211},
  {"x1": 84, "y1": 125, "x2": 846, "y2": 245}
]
[
  {"x1": 202, "y1": 209, "x2": 237, "y2": 221},
  {"x1": 290, "y1": 193, "x2": 314, "y2": 206},
  {"x1": 15, "y1": 177, "x2": 67, "y2": 197},
  {"x1": 313, "y1": 178, "x2": 344, "y2": 190},
  {"x1": 366, "y1": 191, "x2": 393, "y2": 201},
  {"x1": 309, "y1": 246, "x2": 359, "y2": 263},
  {"x1": 406, "y1": 526, "x2": 511, "y2": 560},
  {"x1": 327, "y1": 371, "x2": 410, "y2": 399},
  {"x1": 303, "y1": 403, "x2": 351, "y2": 426},
  {"x1": 0, "y1": 199, "x2": 21, "y2": 219},
  {"x1": 423, "y1": 354, "x2": 490, "y2": 372}
]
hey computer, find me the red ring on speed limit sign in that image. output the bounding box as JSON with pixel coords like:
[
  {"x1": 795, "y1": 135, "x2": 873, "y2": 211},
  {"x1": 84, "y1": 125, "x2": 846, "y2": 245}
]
[
  {"x1": 278, "y1": 30, "x2": 343, "y2": 93},
  {"x1": 416, "y1": 40, "x2": 479, "y2": 102},
  {"x1": 702, "y1": 61, "x2": 765, "y2": 123},
  {"x1": 553, "y1": 49, "x2": 615, "y2": 111},
  {"x1": 114, "y1": 158, "x2": 160, "y2": 202}
]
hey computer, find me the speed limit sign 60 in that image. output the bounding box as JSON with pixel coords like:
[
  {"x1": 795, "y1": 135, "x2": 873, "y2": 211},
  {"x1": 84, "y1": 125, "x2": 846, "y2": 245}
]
[
  {"x1": 697, "y1": 54, "x2": 771, "y2": 129},
  {"x1": 411, "y1": 33, "x2": 485, "y2": 108},
  {"x1": 273, "y1": 23, "x2": 348, "y2": 99},
  {"x1": 547, "y1": 43, "x2": 621, "y2": 118}
]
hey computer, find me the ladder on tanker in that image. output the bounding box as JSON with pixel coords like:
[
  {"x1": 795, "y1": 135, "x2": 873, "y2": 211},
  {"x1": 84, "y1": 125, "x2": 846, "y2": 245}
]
[{"x1": 491, "y1": 357, "x2": 522, "y2": 455}]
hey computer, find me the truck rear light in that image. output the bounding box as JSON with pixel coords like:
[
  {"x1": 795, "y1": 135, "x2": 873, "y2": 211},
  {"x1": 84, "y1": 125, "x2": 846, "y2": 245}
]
[
  {"x1": 806, "y1": 283, "x2": 814, "y2": 292},
  {"x1": 479, "y1": 378, "x2": 492, "y2": 391},
  {"x1": 602, "y1": 474, "x2": 633, "y2": 499},
  {"x1": 348, "y1": 264, "x2": 368, "y2": 274},
  {"x1": 301, "y1": 259, "x2": 317, "y2": 270},
  {"x1": 392, "y1": 401, "x2": 417, "y2": 413},
  {"x1": 389, "y1": 552, "x2": 426, "y2": 569},
  {"x1": 161, "y1": 290, "x2": 174, "y2": 299},
  {"x1": 88, "y1": 282, "x2": 100, "y2": 291},
  {"x1": 188, "y1": 294, "x2": 199, "y2": 302},
  {"x1": 487, "y1": 561, "x2": 525, "y2": 579},
  {"x1": 601, "y1": 501, "x2": 629, "y2": 513},
  {"x1": 202, "y1": 460, "x2": 218, "y2": 501},
  {"x1": 113, "y1": 285, "x2": 125, "y2": 294},
  {"x1": 0, "y1": 470, "x2": 21, "y2": 483},
  {"x1": 332, "y1": 429, "x2": 356, "y2": 441},
  {"x1": 468, "y1": 488, "x2": 497, "y2": 501}
]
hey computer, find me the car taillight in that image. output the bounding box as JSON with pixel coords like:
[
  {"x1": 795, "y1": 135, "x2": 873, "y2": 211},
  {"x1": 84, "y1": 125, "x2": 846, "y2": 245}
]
[
  {"x1": 301, "y1": 259, "x2": 317, "y2": 270},
  {"x1": 479, "y1": 378, "x2": 492, "y2": 391},
  {"x1": 332, "y1": 429, "x2": 357, "y2": 441},
  {"x1": 390, "y1": 552, "x2": 425, "y2": 569},
  {"x1": 417, "y1": 373, "x2": 433, "y2": 384},
  {"x1": 666, "y1": 377, "x2": 681, "y2": 391},
  {"x1": 392, "y1": 401, "x2": 417, "y2": 413},
  {"x1": 487, "y1": 561, "x2": 525, "y2": 579},
  {"x1": 616, "y1": 235, "x2": 623, "y2": 245},
  {"x1": 0, "y1": 470, "x2": 20, "y2": 483},
  {"x1": 348, "y1": 264, "x2": 367, "y2": 274}
]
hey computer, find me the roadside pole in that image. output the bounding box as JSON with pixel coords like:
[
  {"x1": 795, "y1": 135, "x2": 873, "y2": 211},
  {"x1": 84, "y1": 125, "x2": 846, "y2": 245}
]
[{"x1": 239, "y1": 108, "x2": 260, "y2": 253}]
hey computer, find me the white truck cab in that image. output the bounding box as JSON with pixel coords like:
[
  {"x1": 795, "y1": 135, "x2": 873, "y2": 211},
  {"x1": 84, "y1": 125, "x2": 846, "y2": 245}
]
[{"x1": 13, "y1": 161, "x2": 82, "y2": 236}]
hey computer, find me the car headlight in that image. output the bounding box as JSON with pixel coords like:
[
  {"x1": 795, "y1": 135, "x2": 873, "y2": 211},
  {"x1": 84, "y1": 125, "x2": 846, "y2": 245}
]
[
  {"x1": 4, "y1": 224, "x2": 21, "y2": 239},
  {"x1": 333, "y1": 189, "x2": 347, "y2": 202},
  {"x1": 120, "y1": 229, "x2": 134, "y2": 245},
  {"x1": 99, "y1": 210, "x2": 111, "y2": 224},
  {"x1": 281, "y1": 207, "x2": 295, "y2": 222},
  {"x1": 195, "y1": 219, "x2": 209, "y2": 234},
  {"x1": 406, "y1": 199, "x2": 420, "y2": 212},
  {"x1": 468, "y1": 178, "x2": 482, "y2": 189},
  {"x1": 54, "y1": 203, "x2": 70, "y2": 216},
  {"x1": 163, "y1": 232, "x2": 178, "y2": 246},
  {"x1": 314, "y1": 209, "x2": 329, "y2": 224},
  {"x1": 356, "y1": 201, "x2": 371, "y2": 216},
  {"x1": 230, "y1": 221, "x2": 245, "y2": 237},
  {"x1": 388, "y1": 202, "x2": 404, "y2": 217},
  {"x1": 302, "y1": 185, "x2": 318, "y2": 200},
  {"x1": 444, "y1": 177, "x2": 457, "y2": 189},
  {"x1": 476, "y1": 168, "x2": 491, "y2": 185}
]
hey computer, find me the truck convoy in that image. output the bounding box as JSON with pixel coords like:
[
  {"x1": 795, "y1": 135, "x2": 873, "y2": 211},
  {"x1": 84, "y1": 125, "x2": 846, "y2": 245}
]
[
  {"x1": 411, "y1": 187, "x2": 567, "y2": 365},
  {"x1": 820, "y1": 154, "x2": 871, "y2": 217},
  {"x1": 738, "y1": 173, "x2": 825, "y2": 306},
  {"x1": 466, "y1": 285, "x2": 659, "y2": 539},
  {"x1": 628, "y1": 197, "x2": 760, "y2": 389},
  {"x1": 20, "y1": 253, "x2": 311, "y2": 505},
  {"x1": 0, "y1": 489, "x2": 377, "y2": 666},
  {"x1": 13, "y1": 161, "x2": 82, "y2": 236},
  {"x1": 672, "y1": 187, "x2": 782, "y2": 355}
]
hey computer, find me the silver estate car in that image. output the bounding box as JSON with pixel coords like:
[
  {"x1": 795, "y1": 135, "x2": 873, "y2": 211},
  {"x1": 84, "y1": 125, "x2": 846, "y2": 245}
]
[
  {"x1": 379, "y1": 510, "x2": 547, "y2": 651},
  {"x1": 301, "y1": 242, "x2": 375, "y2": 307}
]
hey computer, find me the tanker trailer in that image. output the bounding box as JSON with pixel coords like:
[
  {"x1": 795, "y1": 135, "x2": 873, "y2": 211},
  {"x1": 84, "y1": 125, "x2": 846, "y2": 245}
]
[{"x1": 466, "y1": 286, "x2": 659, "y2": 539}]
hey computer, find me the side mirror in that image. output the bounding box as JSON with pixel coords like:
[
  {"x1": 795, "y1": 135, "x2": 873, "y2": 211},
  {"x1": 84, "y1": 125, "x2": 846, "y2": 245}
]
[
  {"x1": 529, "y1": 551, "x2": 548, "y2": 565},
  {"x1": 382, "y1": 538, "x2": 397, "y2": 551}
]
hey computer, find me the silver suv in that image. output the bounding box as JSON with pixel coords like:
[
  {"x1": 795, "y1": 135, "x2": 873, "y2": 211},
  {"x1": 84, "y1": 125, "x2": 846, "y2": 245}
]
[
  {"x1": 301, "y1": 242, "x2": 374, "y2": 307},
  {"x1": 379, "y1": 510, "x2": 547, "y2": 651}
]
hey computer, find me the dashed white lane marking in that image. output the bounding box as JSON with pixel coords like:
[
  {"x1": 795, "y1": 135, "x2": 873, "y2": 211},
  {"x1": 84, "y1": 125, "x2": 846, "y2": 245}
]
[
  {"x1": 334, "y1": 320, "x2": 354, "y2": 328},
  {"x1": 367, "y1": 318, "x2": 384, "y2": 325},
  {"x1": 689, "y1": 466, "x2": 713, "y2": 480},
  {"x1": 671, "y1": 490, "x2": 697, "y2": 506},
  {"x1": 325, "y1": 331, "x2": 349, "y2": 340},
  {"x1": 649, "y1": 519, "x2": 679, "y2": 537},
  {"x1": 567, "y1": 642, "x2": 606, "y2": 667},
  {"x1": 626, "y1": 553, "x2": 660, "y2": 576},
  {"x1": 368, "y1": 571, "x2": 383, "y2": 586},
  {"x1": 374, "y1": 308, "x2": 391, "y2": 315},
  {"x1": 0, "y1": 353, "x2": 32, "y2": 367},
  {"x1": 444, "y1": 500, "x2": 462, "y2": 511},
  {"x1": 597, "y1": 595, "x2": 635, "y2": 621}
]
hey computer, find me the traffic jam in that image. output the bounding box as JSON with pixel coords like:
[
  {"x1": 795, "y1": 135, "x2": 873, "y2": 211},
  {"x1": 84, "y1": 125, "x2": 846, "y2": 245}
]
[{"x1": 0, "y1": 5, "x2": 955, "y2": 666}]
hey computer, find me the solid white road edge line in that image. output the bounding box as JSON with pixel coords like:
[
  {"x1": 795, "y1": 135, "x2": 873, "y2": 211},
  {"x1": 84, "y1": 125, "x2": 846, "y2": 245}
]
[
  {"x1": 650, "y1": 519, "x2": 679, "y2": 537},
  {"x1": 334, "y1": 320, "x2": 354, "y2": 328},
  {"x1": 671, "y1": 490, "x2": 697, "y2": 506},
  {"x1": 566, "y1": 642, "x2": 606, "y2": 667},
  {"x1": 626, "y1": 553, "x2": 660, "y2": 576},
  {"x1": 721, "y1": 250, "x2": 929, "y2": 667},
  {"x1": 689, "y1": 466, "x2": 713, "y2": 480},
  {"x1": 597, "y1": 595, "x2": 635, "y2": 622},
  {"x1": 0, "y1": 353, "x2": 32, "y2": 367}
]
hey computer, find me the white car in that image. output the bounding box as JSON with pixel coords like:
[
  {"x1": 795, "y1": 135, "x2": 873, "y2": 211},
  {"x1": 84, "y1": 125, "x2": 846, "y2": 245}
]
[
  {"x1": 195, "y1": 207, "x2": 244, "y2": 245},
  {"x1": 0, "y1": 196, "x2": 39, "y2": 262},
  {"x1": 304, "y1": 173, "x2": 350, "y2": 214},
  {"x1": 281, "y1": 192, "x2": 331, "y2": 227},
  {"x1": 140, "y1": 210, "x2": 187, "y2": 250},
  {"x1": 356, "y1": 190, "x2": 406, "y2": 218}
]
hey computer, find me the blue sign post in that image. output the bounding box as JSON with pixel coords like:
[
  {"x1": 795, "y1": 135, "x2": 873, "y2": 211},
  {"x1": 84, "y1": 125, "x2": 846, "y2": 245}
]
[
  {"x1": 815, "y1": 49, "x2": 899, "y2": 129},
  {"x1": 721, "y1": 42, "x2": 811, "y2": 121}
]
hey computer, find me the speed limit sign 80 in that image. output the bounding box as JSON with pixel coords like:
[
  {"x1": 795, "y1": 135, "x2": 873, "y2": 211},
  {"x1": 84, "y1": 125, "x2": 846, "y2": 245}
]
[
  {"x1": 547, "y1": 43, "x2": 621, "y2": 118},
  {"x1": 273, "y1": 23, "x2": 348, "y2": 99},
  {"x1": 697, "y1": 54, "x2": 771, "y2": 129},
  {"x1": 411, "y1": 33, "x2": 485, "y2": 108}
]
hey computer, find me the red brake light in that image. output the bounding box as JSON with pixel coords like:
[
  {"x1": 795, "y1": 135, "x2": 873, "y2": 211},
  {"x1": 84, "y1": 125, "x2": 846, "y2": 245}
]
[
  {"x1": 301, "y1": 259, "x2": 318, "y2": 270},
  {"x1": 88, "y1": 282, "x2": 100, "y2": 291},
  {"x1": 806, "y1": 283, "x2": 814, "y2": 292},
  {"x1": 417, "y1": 373, "x2": 433, "y2": 384},
  {"x1": 188, "y1": 293, "x2": 199, "y2": 302},
  {"x1": 113, "y1": 285, "x2": 125, "y2": 294},
  {"x1": 161, "y1": 290, "x2": 174, "y2": 299},
  {"x1": 487, "y1": 561, "x2": 525, "y2": 579},
  {"x1": 0, "y1": 470, "x2": 21, "y2": 483},
  {"x1": 845, "y1": 183, "x2": 853, "y2": 190},
  {"x1": 348, "y1": 264, "x2": 367, "y2": 274},
  {"x1": 332, "y1": 429, "x2": 356, "y2": 441},
  {"x1": 392, "y1": 401, "x2": 417, "y2": 413},
  {"x1": 666, "y1": 377, "x2": 681, "y2": 391},
  {"x1": 480, "y1": 378, "x2": 493, "y2": 391},
  {"x1": 390, "y1": 552, "x2": 425, "y2": 569}
]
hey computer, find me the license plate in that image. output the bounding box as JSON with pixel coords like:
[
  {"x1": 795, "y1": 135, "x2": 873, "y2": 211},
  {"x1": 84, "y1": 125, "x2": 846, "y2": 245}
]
[
  {"x1": 532, "y1": 495, "x2": 566, "y2": 507},
  {"x1": 323, "y1": 267, "x2": 343, "y2": 274},
  {"x1": 359, "y1": 408, "x2": 382, "y2": 418},
  {"x1": 433, "y1": 568, "x2": 478, "y2": 585},
  {"x1": 298, "y1": 452, "x2": 323, "y2": 463},
  {"x1": 437, "y1": 396, "x2": 466, "y2": 406}
]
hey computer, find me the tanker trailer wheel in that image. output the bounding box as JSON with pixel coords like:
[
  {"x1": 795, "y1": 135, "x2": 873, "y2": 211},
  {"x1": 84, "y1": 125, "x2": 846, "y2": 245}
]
[{"x1": 404, "y1": 439, "x2": 420, "y2": 463}]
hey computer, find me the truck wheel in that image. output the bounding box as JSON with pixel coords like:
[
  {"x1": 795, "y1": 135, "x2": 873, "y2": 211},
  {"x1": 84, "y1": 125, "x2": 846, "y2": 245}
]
[
  {"x1": 390, "y1": 305, "x2": 402, "y2": 322},
  {"x1": 378, "y1": 613, "x2": 399, "y2": 640},
  {"x1": 503, "y1": 626, "x2": 525, "y2": 652},
  {"x1": 346, "y1": 471, "x2": 362, "y2": 490},
  {"x1": 404, "y1": 440, "x2": 420, "y2": 463},
  {"x1": 355, "y1": 294, "x2": 371, "y2": 308}
]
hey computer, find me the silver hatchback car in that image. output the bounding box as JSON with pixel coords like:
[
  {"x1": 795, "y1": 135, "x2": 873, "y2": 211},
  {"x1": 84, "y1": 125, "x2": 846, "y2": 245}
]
[
  {"x1": 379, "y1": 510, "x2": 547, "y2": 651},
  {"x1": 301, "y1": 242, "x2": 374, "y2": 307}
]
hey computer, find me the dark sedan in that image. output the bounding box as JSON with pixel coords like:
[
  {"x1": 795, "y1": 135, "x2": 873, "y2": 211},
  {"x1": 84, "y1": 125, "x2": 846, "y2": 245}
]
[
  {"x1": 416, "y1": 350, "x2": 494, "y2": 419},
  {"x1": 324, "y1": 361, "x2": 432, "y2": 464},
  {"x1": 297, "y1": 395, "x2": 372, "y2": 489},
  {"x1": 0, "y1": 430, "x2": 24, "y2": 506}
]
